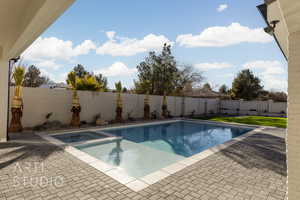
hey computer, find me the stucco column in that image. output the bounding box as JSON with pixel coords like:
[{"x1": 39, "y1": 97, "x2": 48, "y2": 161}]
[
  {"x1": 0, "y1": 59, "x2": 9, "y2": 142},
  {"x1": 288, "y1": 30, "x2": 300, "y2": 199}
]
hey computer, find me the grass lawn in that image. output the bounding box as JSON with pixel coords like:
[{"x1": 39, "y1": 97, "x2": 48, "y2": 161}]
[{"x1": 194, "y1": 116, "x2": 287, "y2": 128}]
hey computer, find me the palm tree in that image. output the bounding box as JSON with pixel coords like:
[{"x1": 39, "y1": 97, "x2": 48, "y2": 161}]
[
  {"x1": 67, "y1": 72, "x2": 81, "y2": 127},
  {"x1": 162, "y1": 92, "x2": 168, "y2": 118},
  {"x1": 13, "y1": 66, "x2": 25, "y2": 99},
  {"x1": 115, "y1": 81, "x2": 123, "y2": 122},
  {"x1": 9, "y1": 66, "x2": 25, "y2": 132},
  {"x1": 143, "y1": 80, "x2": 151, "y2": 119},
  {"x1": 67, "y1": 71, "x2": 78, "y2": 101}
]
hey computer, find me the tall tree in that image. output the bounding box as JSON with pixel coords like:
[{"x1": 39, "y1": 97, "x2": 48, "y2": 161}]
[
  {"x1": 202, "y1": 83, "x2": 212, "y2": 91},
  {"x1": 73, "y1": 64, "x2": 89, "y2": 78},
  {"x1": 66, "y1": 64, "x2": 109, "y2": 92},
  {"x1": 95, "y1": 74, "x2": 108, "y2": 92},
  {"x1": 115, "y1": 81, "x2": 122, "y2": 93},
  {"x1": 174, "y1": 65, "x2": 203, "y2": 95},
  {"x1": 231, "y1": 69, "x2": 263, "y2": 100},
  {"x1": 76, "y1": 75, "x2": 103, "y2": 91},
  {"x1": 135, "y1": 44, "x2": 177, "y2": 95},
  {"x1": 23, "y1": 65, "x2": 50, "y2": 87},
  {"x1": 219, "y1": 84, "x2": 228, "y2": 94},
  {"x1": 134, "y1": 44, "x2": 203, "y2": 95}
]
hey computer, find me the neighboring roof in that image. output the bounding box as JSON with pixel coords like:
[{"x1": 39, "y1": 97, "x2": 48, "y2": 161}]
[
  {"x1": 257, "y1": 3, "x2": 288, "y2": 60},
  {"x1": 40, "y1": 82, "x2": 69, "y2": 89},
  {"x1": 184, "y1": 89, "x2": 228, "y2": 98}
]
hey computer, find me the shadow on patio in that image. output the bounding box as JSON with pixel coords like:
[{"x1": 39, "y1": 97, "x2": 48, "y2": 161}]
[
  {"x1": 219, "y1": 132, "x2": 287, "y2": 176},
  {"x1": 0, "y1": 133, "x2": 63, "y2": 170}
]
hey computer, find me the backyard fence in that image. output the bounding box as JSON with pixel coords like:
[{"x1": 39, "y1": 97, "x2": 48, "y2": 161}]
[
  {"x1": 220, "y1": 100, "x2": 287, "y2": 116},
  {"x1": 9, "y1": 87, "x2": 287, "y2": 128}
]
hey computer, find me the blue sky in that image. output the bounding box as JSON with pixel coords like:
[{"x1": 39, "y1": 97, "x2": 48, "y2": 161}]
[{"x1": 22, "y1": 0, "x2": 287, "y2": 91}]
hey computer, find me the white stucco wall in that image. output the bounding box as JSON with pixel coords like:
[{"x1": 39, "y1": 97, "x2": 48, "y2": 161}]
[
  {"x1": 9, "y1": 87, "x2": 218, "y2": 128},
  {"x1": 0, "y1": 60, "x2": 9, "y2": 142},
  {"x1": 288, "y1": 30, "x2": 300, "y2": 199},
  {"x1": 220, "y1": 99, "x2": 287, "y2": 116},
  {"x1": 9, "y1": 87, "x2": 287, "y2": 128}
]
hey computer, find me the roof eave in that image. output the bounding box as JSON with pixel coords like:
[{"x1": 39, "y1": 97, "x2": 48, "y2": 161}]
[{"x1": 257, "y1": 3, "x2": 288, "y2": 61}]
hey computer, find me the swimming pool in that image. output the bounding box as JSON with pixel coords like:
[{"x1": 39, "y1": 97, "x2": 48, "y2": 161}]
[
  {"x1": 53, "y1": 131, "x2": 108, "y2": 143},
  {"x1": 101, "y1": 121, "x2": 251, "y2": 157},
  {"x1": 73, "y1": 121, "x2": 252, "y2": 178}
]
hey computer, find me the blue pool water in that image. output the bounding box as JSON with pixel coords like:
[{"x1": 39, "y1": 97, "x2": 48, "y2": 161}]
[
  {"x1": 102, "y1": 121, "x2": 252, "y2": 157},
  {"x1": 74, "y1": 121, "x2": 252, "y2": 178},
  {"x1": 53, "y1": 131, "x2": 107, "y2": 143}
]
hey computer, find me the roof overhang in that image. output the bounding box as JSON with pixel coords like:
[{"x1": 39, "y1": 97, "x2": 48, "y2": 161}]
[
  {"x1": 257, "y1": 0, "x2": 300, "y2": 61},
  {"x1": 257, "y1": 1, "x2": 288, "y2": 60},
  {"x1": 0, "y1": 0, "x2": 75, "y2": 60}
]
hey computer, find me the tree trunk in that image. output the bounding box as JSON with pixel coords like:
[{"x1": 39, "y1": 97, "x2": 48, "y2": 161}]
[
  {"x1": 144, "y1": 104, "x2": 150, "y2": 119},
  {"x1": 9, "y1": 107, "x2": 23, "y2": 132},
  {"x1": 71, "y1": 106, "x2": 81, "y2": 127},
  {"x1": 115, "y1": 106, "x2": 123, "y2": 123}
]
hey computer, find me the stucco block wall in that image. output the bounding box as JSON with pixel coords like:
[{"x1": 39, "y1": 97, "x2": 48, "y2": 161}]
[
  {"x1": 220, "y1": 99, "x2": 286, "y2": 116},
  {"x1": 207, "y1": 99, "x2": 219, "y2": 114},
  {"x1": 288, "y1": 30, "x2": 300, "y2": 199},
  {"x1": 8, "y1": 87, "x2": 287, "y2": 129},
  {"x1": 184, "y1": 97, "x2": 199, "y2": 116},
  {"x1": 0, "y1": 60, "x2": 9, "y2": 142},
  {"x1": 220, "y1": 100, "x2": 240, "y2": 115},
  {"x1": 9, "y1": 87, "x2": 221, "y2": 128}
]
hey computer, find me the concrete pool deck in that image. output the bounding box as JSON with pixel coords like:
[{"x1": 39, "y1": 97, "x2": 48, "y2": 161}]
[
  {"x1": 37, "y1": 120, "x2": 266, "y2": 192},
  {"x1": 0, "y1": 120, "x2": 287, "y2": 200}
]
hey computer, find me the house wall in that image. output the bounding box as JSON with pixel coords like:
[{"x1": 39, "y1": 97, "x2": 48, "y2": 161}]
[
  {"x1": 288, "y1": 30, "x2": 300, "y2": 199},
  {"x1": 0, "y1": 60, "x2": 9, "y2": 142},
  {"x1": 262, "y1": 1, "x2": 300, "y2": 198},
  {"x1": 9, "y1": 87, "x2": 287, "y2": 128},
  {"x1": 267, "y1": 0, "x2": 289, "y2": 59}
]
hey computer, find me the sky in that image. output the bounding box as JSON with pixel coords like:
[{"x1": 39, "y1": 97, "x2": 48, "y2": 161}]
[{"x1": 21, "y1": 0, "x2": 287, "y2": 92}]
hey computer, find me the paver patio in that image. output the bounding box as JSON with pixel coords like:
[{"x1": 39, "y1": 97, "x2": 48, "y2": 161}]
[{"x1": 0, "y1": 127, "x2": 286, "y2": 200}]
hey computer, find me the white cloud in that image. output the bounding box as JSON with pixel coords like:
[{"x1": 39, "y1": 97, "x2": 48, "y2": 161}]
[
  {"x1": 39, "y1": 69, "x2": 68, "y2": 83},
  {"x1": 242, "y1": 60, "x2": 285, "y2": 75},
  {"x1": 73, "y1": 40, "x2": 97, "y2": 56},
  {"x1": 35, "y1": 60, "x2": 62, "y2": 70},
  {"x1": 94, "y1": 62, "x2": 137, "y2": 77},
  {"x1": 176, "y1": 23, "x2": 273, "y2": 48},
  {"x1": 22, "y1": 37, "x2": 96, "y2": 62},
  {"x1": 217, "y1": 73, "x2": 234, "y2": 78},
  {"x1": 217, "y1": 4, "x2": 228, "y2": 12},
  {"x1": 262, "y1": 74, "x2": 287, "y2": 92},
  {"x1": 106, "y1": 31, "x2": 116, "y2": 40},
  {"x1": 195, "y1": 62, "x2": 233, "y2": 71},
  {"x1": 242, "y1": 60, "x2": 287, "y2": 91},
  {"x1": 96, "y1": 32, "x2": 173, "y2": 56}
]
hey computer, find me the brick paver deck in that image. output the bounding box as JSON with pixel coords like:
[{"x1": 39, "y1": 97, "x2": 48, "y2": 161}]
[{"x1": 0, "y1": 128, "x2": 286, "y2": 200}]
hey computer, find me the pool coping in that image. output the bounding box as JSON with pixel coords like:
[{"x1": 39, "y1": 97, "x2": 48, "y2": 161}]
[{"x1": 36, "y1": 119, "x2": 266, "y2": 192}]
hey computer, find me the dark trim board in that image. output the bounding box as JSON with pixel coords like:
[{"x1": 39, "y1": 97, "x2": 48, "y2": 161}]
[{"x1": 257, "y1": 3, "x2": 288, "y2": 61}]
